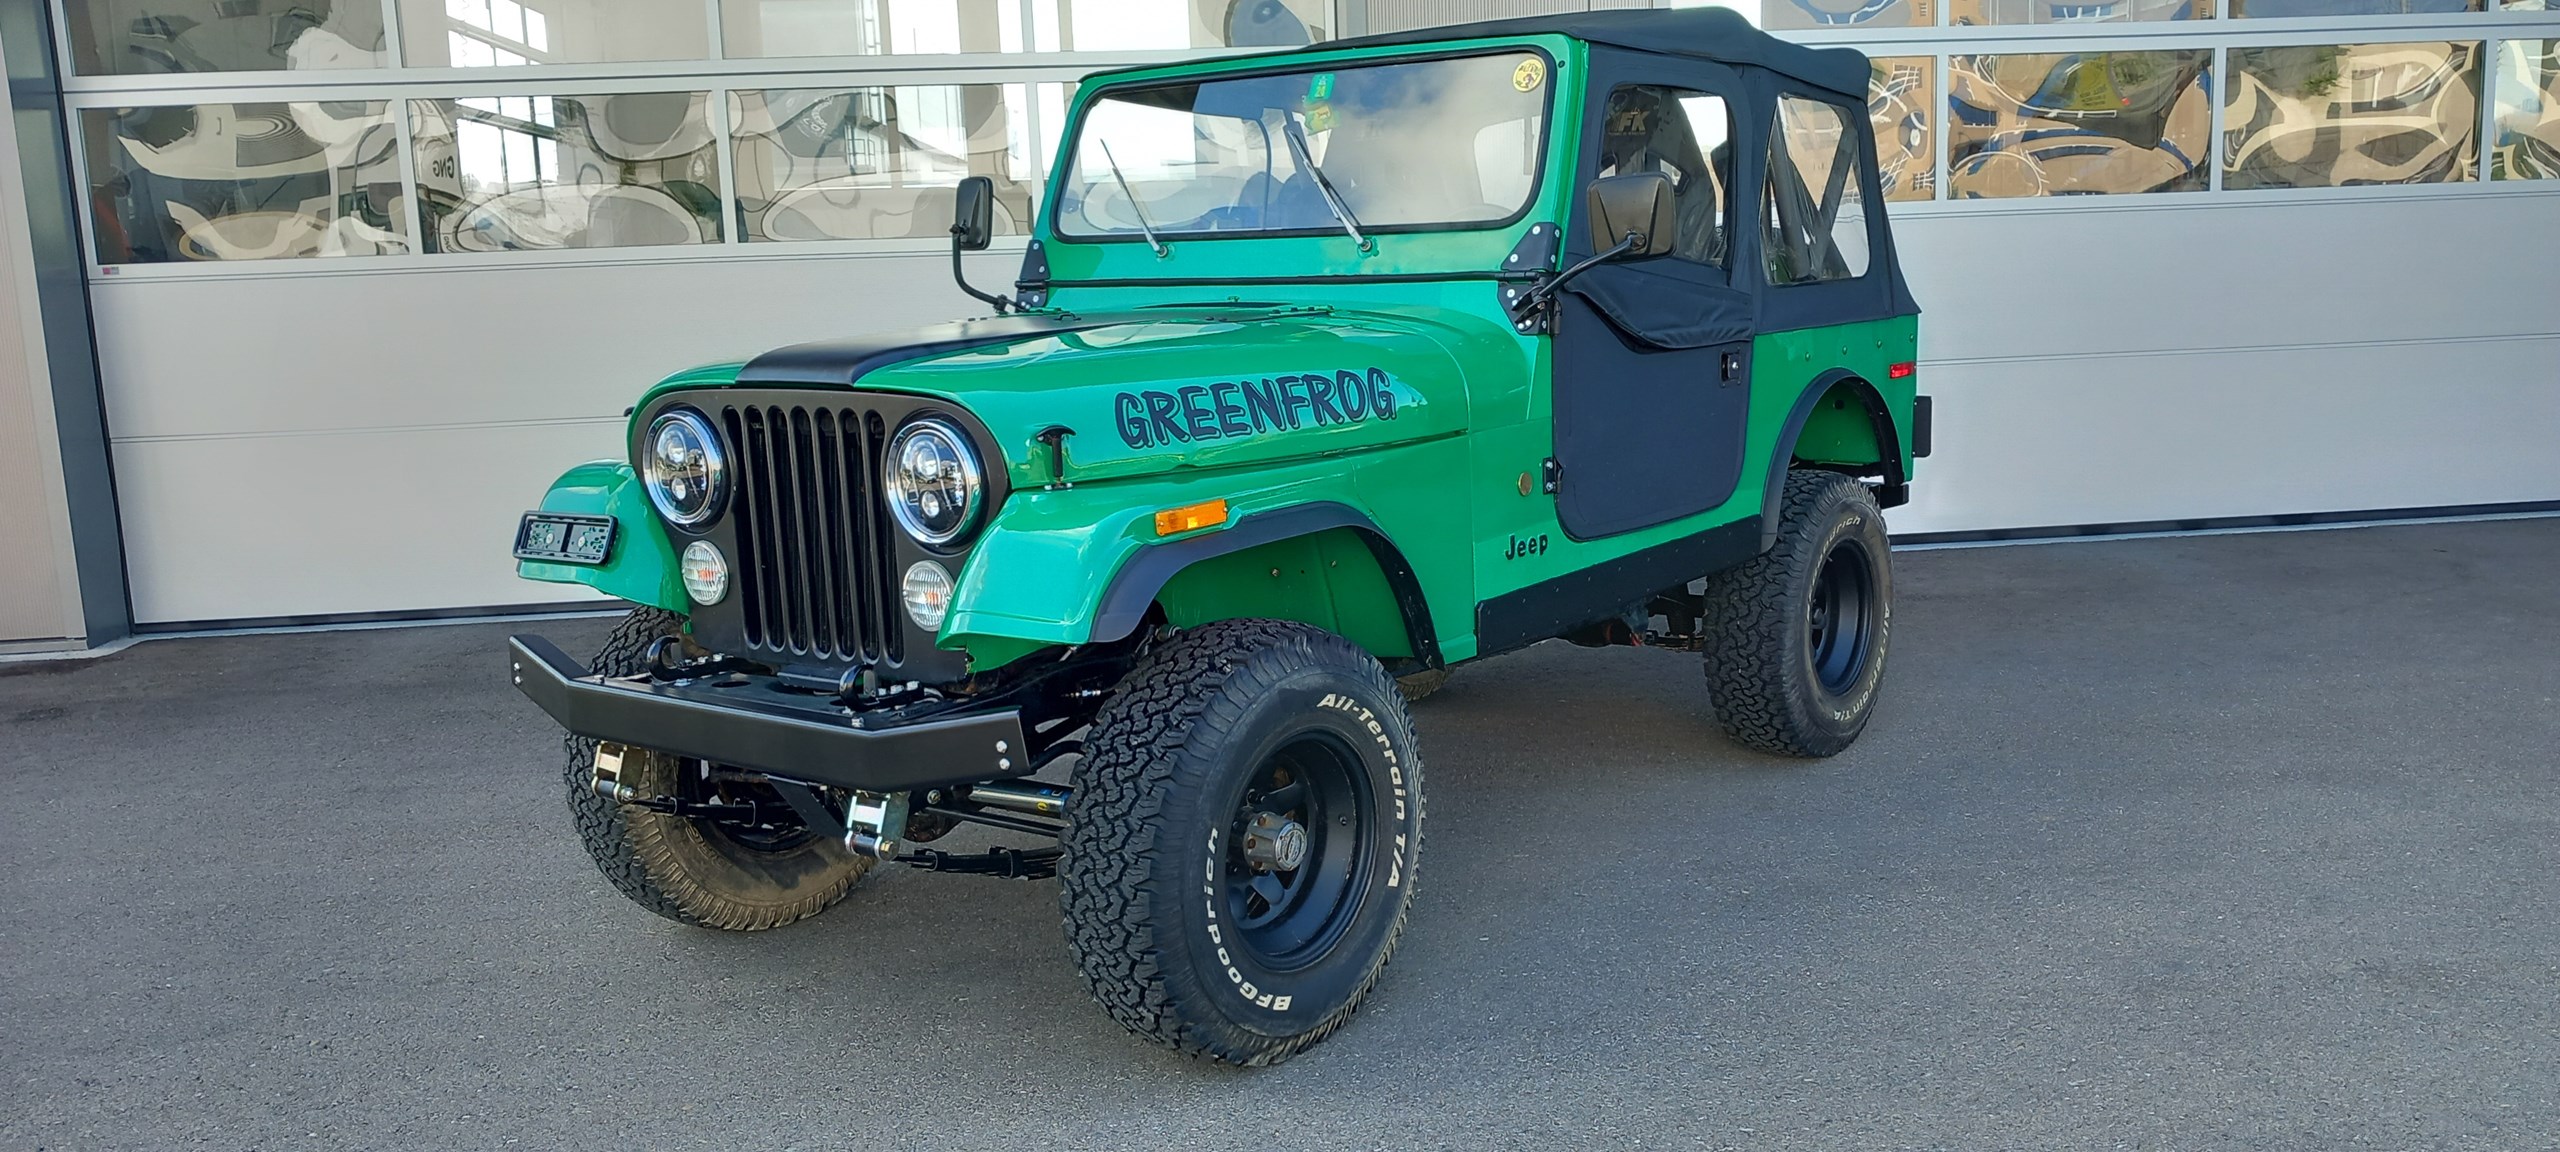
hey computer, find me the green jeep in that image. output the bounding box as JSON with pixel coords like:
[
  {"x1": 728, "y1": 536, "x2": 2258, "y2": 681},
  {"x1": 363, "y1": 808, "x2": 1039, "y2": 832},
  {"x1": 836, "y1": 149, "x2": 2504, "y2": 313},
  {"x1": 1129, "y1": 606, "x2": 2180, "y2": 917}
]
[{"x1": 506, "y1": 8, "x2": 1926, "y2": 1065}]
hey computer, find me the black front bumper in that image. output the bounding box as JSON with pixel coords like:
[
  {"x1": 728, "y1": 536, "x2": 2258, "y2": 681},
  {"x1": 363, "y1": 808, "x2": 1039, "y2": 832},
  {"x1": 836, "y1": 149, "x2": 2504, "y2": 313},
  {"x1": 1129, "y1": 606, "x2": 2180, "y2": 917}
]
[{"x1": 507, "y1": 634, "x2": 1031, "y2": 793}]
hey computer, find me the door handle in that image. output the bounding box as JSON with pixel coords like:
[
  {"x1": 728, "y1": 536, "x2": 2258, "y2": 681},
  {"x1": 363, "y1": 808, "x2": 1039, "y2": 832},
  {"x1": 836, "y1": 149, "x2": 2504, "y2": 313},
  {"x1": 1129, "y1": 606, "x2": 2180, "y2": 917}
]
[{"x1": 1720, "y1": 351, "x2": 1743, "y2": 382}]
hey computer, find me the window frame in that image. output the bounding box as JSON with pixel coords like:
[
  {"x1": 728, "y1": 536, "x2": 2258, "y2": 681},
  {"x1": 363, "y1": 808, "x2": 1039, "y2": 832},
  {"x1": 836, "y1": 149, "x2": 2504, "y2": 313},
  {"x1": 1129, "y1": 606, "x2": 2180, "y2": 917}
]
[
  {"x1": 1760, "y1": 88, "x2": 1880, "y2": 288},
  {"x1": 1594, "y1": 81, "x2": 1741, "y2": 269}
]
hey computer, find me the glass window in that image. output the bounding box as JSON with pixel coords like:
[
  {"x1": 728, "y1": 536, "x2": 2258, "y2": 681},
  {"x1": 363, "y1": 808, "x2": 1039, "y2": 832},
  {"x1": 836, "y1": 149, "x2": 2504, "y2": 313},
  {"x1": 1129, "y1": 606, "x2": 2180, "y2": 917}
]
[
  {"x1": 1053, "y1": 52, "x2": 1550, "y2": 242},
  {"x1": 723, "y1": 0, "x2": 1024, "y2": 57},
  {"x1": 2233, "y1": 0, "x2": 2477, "y2": 15},
  {"x1": 1869, "y1": 56, "x2": 1935, "y2": 202},
  {"x1": 1948, "y1": 0, "x2": 2206, "y2": 24},
  {"x1": 1764, "y1": 95, "x2": 1869, "y2": 284},
  {"x1": 398, "y1": 0, "x2": 710, "y2": 67},
  {"x1": 64, "y1": 0, "x2": 386, "y2": 76},
  {"x1": 1597, "y1": 86, "x2": 1732, "y2": 265},
  {"x1": 1036, "y1": 0, "x2": 1331, "y2": 51},
  {"x1": 409, "y1": 93, "x2": 724, "y2": 252},
  {"x1": 733, "y1": 85, "x2": 1039, "y2": 242},
  {"x1": 1947, "y1": 52, "x2": 2212, "y2": 197},
  {"x1": 81, "y1": 102, "x2": 409, "y2": 263},
  {"x1": 2493, "y1": 40, "x2": 2560, "y2": 180},
  {"x1": 2223, "y1": 42, "x2": 2482, "y2": 190},
  {"x1": 1762, "y1": 0, "x2": 1934, "y2": 32}
]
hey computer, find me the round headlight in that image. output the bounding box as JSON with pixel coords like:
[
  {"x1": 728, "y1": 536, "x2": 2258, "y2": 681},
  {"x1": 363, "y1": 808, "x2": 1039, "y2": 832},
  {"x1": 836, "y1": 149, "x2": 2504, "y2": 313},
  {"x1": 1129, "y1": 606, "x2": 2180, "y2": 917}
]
[
  {"x1": 681, "y1": 541, "x2": 729, "y2": 605},
  {"x1": 884, "y1": 417, "x2": 984, "y2": 547},
  {"x1": 643, "y1": 409, "x2": 726, "y2": 528},
  {"x1": 901, "y1": 561, "x2": 953, "y2": 630}
]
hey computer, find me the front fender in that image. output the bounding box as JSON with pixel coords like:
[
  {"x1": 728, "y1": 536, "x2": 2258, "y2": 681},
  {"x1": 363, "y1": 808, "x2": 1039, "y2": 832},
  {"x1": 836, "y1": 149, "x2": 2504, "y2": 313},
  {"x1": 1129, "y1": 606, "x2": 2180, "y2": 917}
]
[
  {"x1": 515, "y1": 460, "x2": 685, "y2": 611},
  {"x1": 942, "y1": 469, "x2": 1361, "y2": 672}
]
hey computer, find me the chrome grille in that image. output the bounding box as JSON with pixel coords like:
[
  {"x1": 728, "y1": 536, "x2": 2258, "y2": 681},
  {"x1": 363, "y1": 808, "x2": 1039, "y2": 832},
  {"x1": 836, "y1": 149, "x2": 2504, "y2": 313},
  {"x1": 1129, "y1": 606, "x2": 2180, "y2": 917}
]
[{"x1": 719, "y1": 402, "x2": 903, "y2": 665}]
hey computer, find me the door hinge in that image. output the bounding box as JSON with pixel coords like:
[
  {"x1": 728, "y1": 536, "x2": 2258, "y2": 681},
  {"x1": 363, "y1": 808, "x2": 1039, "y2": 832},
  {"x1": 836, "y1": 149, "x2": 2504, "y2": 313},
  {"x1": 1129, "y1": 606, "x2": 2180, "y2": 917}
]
[{"x1": 1540, "y1": 457, "x2": 1562, "y2": 494}]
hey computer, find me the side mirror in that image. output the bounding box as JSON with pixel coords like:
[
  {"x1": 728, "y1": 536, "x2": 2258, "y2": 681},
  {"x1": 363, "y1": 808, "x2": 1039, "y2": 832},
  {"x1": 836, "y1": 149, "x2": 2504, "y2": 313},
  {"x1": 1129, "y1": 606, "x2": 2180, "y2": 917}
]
[
  {"x1": 951, "y1": 174, "x2": 995, "y2": 252},
  {"x1": 1585, "y1": 171, "x2": 1676, "y2": 259}
]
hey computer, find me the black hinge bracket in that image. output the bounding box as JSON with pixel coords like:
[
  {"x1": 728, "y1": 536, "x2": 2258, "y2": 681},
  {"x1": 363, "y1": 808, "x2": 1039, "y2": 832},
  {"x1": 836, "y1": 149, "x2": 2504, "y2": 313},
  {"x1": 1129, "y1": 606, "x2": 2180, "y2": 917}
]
[{"x1": 1540, "y1": 457, "x2": 1562, "y2": 494}]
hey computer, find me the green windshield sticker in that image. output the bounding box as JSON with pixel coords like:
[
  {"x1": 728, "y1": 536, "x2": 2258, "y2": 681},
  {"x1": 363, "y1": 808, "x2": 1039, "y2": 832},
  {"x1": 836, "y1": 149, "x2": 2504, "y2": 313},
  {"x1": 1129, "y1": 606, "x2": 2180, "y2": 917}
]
[
  {"x1": 1303, "y1": 104, "x2": 1336, "y2": 134},
  {"x1": 1307, "y1": 72, "x2": 1334, "y2": 102}
]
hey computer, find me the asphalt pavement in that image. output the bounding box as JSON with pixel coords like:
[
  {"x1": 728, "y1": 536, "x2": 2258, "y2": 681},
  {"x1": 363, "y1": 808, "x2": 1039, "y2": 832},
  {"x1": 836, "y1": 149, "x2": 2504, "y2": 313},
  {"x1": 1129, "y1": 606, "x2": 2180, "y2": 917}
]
[{"x1": 6, "y1": 519, "x2": 2558, "y2": 1151}]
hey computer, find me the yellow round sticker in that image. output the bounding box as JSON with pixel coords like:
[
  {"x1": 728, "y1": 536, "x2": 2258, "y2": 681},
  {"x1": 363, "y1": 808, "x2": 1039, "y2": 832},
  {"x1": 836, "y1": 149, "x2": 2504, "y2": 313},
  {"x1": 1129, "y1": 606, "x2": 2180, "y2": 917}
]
[{"x1": 1513, "y1": 57, "x2": 1545, "y2": 92}]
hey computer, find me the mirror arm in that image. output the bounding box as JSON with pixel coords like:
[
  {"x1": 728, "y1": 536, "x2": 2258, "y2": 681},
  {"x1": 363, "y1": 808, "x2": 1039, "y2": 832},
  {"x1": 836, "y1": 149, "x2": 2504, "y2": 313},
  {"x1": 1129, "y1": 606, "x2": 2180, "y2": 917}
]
[
  {"x1": 949, "y1": 226, "x2": 1014, "y2": 315},
  {"x1": 1516, "y1": 230, "x2": 1640, "y2": 315}
]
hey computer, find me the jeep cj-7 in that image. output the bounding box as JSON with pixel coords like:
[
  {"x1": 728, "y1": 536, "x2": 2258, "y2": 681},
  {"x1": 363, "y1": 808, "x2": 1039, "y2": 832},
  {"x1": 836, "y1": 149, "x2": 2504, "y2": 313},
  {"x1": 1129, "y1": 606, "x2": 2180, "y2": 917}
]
[{"x1": 506, "y1": 9, "x2": 1928, "y2": 1065}]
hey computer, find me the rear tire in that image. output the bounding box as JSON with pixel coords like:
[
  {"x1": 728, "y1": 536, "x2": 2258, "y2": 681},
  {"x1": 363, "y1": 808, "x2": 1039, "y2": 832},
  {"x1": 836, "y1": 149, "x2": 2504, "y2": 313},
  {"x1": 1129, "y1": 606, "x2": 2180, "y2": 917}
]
[
  {"x1": 563, "y1": 608, "x2": 873, "y2": 931},
  {"x1": 1060, "y1": 619, "x2": 1424, "y2": 1066},
  {"x1": 1699, "y1": 470, "x2": 1893, "y2": 757}
]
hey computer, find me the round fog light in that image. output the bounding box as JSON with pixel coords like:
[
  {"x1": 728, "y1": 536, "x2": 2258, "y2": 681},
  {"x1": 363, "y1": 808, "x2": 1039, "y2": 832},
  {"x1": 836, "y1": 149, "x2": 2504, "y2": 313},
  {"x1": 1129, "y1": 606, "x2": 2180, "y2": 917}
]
[
  {"x1": 680, "y1": 540, "x2": 729, "y2": 605},
  {"x1": 901, "y1": 561, "x2": 953, "y2": 630}
]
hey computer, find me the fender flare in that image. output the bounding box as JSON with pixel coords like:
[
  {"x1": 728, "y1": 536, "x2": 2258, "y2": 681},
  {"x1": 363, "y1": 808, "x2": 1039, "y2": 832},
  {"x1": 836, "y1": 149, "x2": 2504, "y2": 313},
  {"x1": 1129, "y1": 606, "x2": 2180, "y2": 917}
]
[
  {"x1": 1092, "y1": 500, "x2": 1441, "y2": 665},
  {"x1": 1761, "y1": 370, "x2": 1906, "y2": 549}
]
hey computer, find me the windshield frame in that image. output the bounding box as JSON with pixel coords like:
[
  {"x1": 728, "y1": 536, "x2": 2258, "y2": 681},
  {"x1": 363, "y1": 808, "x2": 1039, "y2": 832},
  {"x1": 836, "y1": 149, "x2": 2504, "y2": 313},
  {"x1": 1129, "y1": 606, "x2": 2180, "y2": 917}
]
[{"x1": 1047, "y1": 45, "x2": 1561, "y2": 247}]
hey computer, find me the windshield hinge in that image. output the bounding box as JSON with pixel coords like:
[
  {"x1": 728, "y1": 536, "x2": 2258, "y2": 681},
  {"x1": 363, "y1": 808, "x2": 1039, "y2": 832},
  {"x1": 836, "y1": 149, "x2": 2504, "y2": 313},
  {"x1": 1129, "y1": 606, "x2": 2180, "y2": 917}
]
[
  {"x1": 1500, "y1": 222, "x2": 1563, "y2": 335},
  {"x1": 1014, "y1": 240, "x2": 1052, "y2": 310}
]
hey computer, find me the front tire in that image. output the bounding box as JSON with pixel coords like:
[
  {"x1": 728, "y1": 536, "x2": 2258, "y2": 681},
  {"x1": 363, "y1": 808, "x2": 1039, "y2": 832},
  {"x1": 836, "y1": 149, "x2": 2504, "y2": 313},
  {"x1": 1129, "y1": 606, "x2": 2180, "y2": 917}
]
[
  {"x1": 1699, "y1": 470, "x2": 1894, "y2": 757},
  {"x1": 563, "y1": 608, "x2": 873, "y2": 931},
  {"x1": 1060, "y1": 619, "x2": 1424, "y2": 1066}
]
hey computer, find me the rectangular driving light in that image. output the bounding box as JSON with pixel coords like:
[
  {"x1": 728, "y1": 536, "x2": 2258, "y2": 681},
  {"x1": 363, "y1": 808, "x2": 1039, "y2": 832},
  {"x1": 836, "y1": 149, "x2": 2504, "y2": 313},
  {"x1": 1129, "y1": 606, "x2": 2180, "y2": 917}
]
[{"x1": 1153, "y1": 499, "x2": 1229, "y2": 537}]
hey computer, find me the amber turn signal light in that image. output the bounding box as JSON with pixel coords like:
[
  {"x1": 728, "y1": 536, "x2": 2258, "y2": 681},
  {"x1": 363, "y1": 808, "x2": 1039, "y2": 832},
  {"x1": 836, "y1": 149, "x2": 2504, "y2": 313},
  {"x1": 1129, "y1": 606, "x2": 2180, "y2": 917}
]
[{"x1": 1153, "y1": 498, "x2": 1230, "y2": 536}]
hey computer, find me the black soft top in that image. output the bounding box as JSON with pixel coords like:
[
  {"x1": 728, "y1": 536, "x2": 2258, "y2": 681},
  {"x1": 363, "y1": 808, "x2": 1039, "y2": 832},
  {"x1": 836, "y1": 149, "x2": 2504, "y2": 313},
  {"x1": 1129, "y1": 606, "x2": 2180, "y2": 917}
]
[{"x1": 1315, "y1": 8, "x2": 1870, "y2": 101}]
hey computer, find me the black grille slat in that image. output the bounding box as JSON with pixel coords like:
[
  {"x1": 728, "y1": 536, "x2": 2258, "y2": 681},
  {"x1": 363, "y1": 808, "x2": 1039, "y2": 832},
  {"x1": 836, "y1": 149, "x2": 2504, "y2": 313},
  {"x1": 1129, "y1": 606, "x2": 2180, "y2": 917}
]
[
  {"x1": 715, "y1": 397, "x2": 899, "y2": 668},
  {"x1": 867, "y1": 413, "x2": 904, "y2": 663}
]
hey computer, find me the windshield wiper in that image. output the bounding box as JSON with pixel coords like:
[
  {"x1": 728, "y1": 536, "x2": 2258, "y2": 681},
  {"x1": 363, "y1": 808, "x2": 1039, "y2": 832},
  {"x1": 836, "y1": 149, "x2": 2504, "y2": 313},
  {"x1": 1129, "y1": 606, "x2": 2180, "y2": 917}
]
[
  {"x1": 1282, "y1": 118, "x2": 1372, "y2": 253},
  {"x1": 1096, "y1": 139, "x2": 1167, "y2": 257}
]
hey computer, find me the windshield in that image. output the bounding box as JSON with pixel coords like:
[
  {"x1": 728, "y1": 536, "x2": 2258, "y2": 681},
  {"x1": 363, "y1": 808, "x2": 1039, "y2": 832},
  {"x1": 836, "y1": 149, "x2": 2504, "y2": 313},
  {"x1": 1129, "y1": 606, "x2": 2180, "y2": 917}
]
[{"x1": 1055, "y1": 51, "x2": 1554, "y2": 242}]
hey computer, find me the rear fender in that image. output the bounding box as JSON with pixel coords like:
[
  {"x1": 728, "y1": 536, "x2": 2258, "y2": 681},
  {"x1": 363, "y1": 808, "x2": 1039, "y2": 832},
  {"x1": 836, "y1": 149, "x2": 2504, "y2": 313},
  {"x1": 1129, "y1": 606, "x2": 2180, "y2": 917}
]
[{"x1": 515, "y1": 461, "x2": 685, "y2": 611}]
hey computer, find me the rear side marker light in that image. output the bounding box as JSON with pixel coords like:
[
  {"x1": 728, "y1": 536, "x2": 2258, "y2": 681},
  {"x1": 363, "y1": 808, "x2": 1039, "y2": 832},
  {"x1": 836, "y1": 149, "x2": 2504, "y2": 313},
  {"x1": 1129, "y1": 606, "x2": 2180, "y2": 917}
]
[
  {"x1": 1154, "y1": 499, "x2": 1229, "y2": 536},
  {"x1": 1888, "y1": 361, "x2": 1917, "y2": 380}
]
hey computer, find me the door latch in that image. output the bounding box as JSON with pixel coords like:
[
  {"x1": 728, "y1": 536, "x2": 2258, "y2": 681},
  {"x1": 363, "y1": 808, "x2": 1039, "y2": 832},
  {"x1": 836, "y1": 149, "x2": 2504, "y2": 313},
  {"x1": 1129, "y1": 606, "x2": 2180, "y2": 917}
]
[{"x1": 1721, "y1": 350, "x2": 1744, "y2": 382}]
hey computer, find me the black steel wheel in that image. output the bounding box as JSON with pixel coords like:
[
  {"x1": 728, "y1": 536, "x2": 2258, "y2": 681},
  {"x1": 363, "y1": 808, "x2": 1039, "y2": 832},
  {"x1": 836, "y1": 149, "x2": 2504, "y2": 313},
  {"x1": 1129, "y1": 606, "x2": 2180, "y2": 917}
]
[
  {"x1": 1699, "y1": 470, "x2": 1894, "y2": 757},
  {"x1": 1807, "y1": 537, "x2": 1880, "y2": 695},
  {"x1": 1061, "y1": 619, "x2": 1423, "y2": 1066},
  {"x1": 562, "y1": 608, "x2": 872, "y2": 931}
]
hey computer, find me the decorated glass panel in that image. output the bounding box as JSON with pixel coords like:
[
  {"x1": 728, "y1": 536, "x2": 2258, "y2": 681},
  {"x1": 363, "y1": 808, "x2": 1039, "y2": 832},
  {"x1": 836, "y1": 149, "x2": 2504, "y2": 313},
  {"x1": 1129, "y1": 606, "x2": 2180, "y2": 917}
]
[
  {"x1": 81, "y1": 102, "x2": 410, "y2": 263},
  {"x1": 2223, "y1": 42, "x2": 2481, "y2": 189},
  {"x1": 732, "y1": 84, "x2": 1038, "y2": 242},
  {"x1": 409, "y1": 93, "x2": 725, "y2": 251},
  {"x1": 1870, "y1": 56, "x2": 1936, "y2": 202},
  {"x1": 63, "y1": 0, "x2": 386, "y2": 75},
  {"x1": 1948, "y1": 51, "x2": 2213, "y2": 197},
  {"x1": 2492, "y1": 40, "x2": 2560, "y2": 180},
  {"x1": 395, "y1": 0, "x2": 711, "y2": 67}
]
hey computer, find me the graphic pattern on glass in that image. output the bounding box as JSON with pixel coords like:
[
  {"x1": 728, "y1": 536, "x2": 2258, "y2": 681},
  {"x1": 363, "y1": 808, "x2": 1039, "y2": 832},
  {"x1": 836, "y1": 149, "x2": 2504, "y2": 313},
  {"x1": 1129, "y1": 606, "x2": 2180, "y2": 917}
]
[
  {"x1": 1596, "y1": 87, "x2": 1732, "y2": 265},
  {"x1": 64, "y1": 0, "x2": 386, "y2": 76},
  {"x1": 2223, "y1": 42, "x2": 2480, "y2": 189},
  {"x1": 725, "y1": 0, "x2": 1029, "y2": 56},
  {"x1": 1055, "y1": 53, "x2": 1550, "y2": 241},
  {"x1": 1869, "y1": 57, "x2": 1935, "y2": 202},
  {"x1": 410, "y1": 93, "x2": 724, "y2": 252},
  {"x1": 2233, "y1": 0, "x2": 2479, "y2": 16},
  {"x1": 1948, "y1": 0, "x2": 2206, "y2": 24},
  {"x1": 400, "y1": 0, "x2": 711, "y2": 67},
  {"x1": 82, "y1": 102, "x2": 410, "y2": 262},
  {"x1": 1764, "y1": 95, "x2": 1870, "y2": 284},
  {"x1": 1039, "y1": 0, "x2": 1329, "y2": 50},
  {"x1": 1762, "y1": 0, "x2": 1933, "y2": 32},
  {"x1": 1948, "y1": 52, "x2": 2211, "y2": 197},
  {"x1": 2493, "y1": 40, "x2": 2560, "y2": 180},
  {"x1": 733, "y1": 86, "x2": 1037, "y2": 242}
]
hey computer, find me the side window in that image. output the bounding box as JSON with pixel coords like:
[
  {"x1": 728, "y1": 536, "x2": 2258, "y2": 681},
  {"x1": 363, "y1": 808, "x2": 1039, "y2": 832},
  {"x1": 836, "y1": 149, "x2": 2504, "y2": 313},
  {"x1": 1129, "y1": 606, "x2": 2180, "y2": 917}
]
[
  {"x1": 1596, "y1": 85, "x2": 1732, "y2": 266},
  {"x1": 1765, "y1": 95, "x2": 1872, "y2": 285}
]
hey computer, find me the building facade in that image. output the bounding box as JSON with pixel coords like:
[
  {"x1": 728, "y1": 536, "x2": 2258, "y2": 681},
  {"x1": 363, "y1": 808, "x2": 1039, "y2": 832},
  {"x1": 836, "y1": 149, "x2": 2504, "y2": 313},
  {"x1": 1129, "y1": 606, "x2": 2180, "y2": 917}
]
[{"x1": 4, "y1": 0, "x2": 2555, "y2": 645}]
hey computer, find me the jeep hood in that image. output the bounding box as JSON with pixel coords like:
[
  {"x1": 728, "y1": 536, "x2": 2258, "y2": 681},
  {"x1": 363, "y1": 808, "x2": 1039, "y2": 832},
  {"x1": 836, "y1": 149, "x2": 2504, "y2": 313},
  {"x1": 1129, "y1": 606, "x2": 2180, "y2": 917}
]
[{"x1": 706, "y1": 305, "x2": 1485, "y2": 488}]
